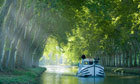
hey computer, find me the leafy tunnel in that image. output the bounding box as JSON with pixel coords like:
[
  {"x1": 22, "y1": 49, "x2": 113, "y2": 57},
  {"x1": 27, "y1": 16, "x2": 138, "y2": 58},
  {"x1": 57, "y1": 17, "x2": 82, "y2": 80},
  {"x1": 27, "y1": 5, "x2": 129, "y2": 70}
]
[{"x1": 0, "y1": 0, "x2": 140, "y2": 71}]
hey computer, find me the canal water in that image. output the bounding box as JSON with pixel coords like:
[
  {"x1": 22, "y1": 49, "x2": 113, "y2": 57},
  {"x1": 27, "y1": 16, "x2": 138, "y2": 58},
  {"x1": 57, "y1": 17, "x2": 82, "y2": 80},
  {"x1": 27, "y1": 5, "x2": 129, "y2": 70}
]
[{"x1": 40, "y1": 65, "x2": 140, "y2": 84}]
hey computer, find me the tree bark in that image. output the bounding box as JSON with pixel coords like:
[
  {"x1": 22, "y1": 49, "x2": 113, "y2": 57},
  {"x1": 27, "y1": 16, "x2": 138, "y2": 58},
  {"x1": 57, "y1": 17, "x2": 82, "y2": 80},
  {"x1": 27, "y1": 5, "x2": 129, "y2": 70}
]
[{"x1": 0, "y1": 0, "x2": 13, "y2": 70}]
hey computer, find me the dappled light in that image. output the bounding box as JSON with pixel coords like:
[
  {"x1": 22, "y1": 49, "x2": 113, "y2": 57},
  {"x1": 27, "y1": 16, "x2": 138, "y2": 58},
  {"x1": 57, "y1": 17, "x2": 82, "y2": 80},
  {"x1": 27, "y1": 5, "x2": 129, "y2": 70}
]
[{"x1": 0, "y1": 0, "x2": 140, "y2": 84}]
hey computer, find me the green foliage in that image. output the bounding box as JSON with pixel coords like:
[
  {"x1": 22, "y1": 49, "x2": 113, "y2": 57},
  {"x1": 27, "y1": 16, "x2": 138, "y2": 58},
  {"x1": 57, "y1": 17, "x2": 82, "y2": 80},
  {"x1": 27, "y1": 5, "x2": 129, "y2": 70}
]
[
  {"x1": 0, "y1": 67, "x2": 46, "y2": 84},
  {"x1": 42, "y1": 0, "x2": 140, "y2": 66},
  {"x1": 0, "y1": 0, "x2": 139, "y2": 67}
]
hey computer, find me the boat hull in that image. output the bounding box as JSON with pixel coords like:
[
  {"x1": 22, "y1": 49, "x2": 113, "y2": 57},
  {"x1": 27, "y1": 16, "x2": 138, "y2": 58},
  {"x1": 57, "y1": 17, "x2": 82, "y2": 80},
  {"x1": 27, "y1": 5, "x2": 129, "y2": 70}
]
[{"x1": 77, "y1": 64, "x2": 105, "y2": 77}]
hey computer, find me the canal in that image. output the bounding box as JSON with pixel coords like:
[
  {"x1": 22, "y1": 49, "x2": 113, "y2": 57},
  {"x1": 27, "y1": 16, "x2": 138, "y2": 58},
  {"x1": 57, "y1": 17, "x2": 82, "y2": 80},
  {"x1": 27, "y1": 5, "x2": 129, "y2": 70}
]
[{"x1": 40, "y1": 65, "x2": 140, "y2": 84}]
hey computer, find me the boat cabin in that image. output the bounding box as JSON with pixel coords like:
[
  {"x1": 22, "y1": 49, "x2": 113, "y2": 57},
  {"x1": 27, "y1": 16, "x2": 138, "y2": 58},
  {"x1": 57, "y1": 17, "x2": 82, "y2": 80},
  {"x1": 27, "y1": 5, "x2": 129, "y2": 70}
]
[
  {"x1": 83, "y1": 59, "x2": 94, "y2": 65},
  {"x1": 79, "y1": 58, "x2": 100, "y2": 67}
]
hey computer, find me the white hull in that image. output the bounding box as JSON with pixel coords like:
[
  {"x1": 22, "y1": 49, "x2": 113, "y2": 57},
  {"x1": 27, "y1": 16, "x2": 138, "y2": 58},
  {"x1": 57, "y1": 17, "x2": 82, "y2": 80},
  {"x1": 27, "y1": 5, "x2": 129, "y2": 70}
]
[{"x1": 77, "y1": 64, "x2": 105, "y2": 77}]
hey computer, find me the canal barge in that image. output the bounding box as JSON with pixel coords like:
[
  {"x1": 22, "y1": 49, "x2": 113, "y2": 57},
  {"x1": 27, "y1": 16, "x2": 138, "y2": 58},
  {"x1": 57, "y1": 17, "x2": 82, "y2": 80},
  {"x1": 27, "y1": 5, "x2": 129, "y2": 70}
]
[{"x1": 77, "y1": 58, "x2": 105, "y2": 77}]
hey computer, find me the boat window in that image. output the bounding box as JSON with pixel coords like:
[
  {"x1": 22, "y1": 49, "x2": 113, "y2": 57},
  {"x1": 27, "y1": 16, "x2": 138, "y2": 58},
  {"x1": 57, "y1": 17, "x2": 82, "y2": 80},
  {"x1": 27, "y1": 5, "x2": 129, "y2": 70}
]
[
  {"x1": 89, "y1": 61, "x2": 93, "y2": 65},
  {"x1": 84, "y1": 61, "x2": 89, "y2": 65}
]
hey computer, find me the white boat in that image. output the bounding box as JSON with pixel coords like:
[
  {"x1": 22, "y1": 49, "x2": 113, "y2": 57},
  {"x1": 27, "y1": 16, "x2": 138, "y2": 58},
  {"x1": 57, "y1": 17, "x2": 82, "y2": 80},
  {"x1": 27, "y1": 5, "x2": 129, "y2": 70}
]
[{"x1": 77, "y1": 58, "x2": 105, "y2": 77}]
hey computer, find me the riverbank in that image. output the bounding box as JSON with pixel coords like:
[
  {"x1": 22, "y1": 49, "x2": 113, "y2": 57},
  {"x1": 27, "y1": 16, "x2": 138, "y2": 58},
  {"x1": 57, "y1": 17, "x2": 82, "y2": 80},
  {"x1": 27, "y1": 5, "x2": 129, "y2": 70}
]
[
  {"x1": 105, "y1": 67, "x2": 140, "y2": 75},
  {"x1": 0, "y1": 67, "x2": 46, "y2": 84}
]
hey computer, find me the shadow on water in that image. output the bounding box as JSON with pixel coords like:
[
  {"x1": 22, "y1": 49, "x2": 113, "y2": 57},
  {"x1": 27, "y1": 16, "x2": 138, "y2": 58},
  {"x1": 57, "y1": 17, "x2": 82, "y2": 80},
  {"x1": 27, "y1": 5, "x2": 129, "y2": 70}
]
[{"x1": 40, "y1": 65, "x2": 140, "y2": 84}]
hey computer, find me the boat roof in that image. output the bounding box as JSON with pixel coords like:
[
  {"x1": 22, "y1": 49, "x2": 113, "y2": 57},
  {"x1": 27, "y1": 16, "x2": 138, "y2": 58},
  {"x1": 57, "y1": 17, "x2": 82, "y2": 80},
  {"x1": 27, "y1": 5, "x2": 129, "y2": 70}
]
[{"x1": 83, "y1": 58, "x2": 94, "y2": 61}]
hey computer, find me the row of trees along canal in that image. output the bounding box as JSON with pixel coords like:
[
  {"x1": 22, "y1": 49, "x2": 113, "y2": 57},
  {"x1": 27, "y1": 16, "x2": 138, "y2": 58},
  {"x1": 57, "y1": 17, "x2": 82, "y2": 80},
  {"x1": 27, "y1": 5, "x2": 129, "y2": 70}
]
[{"x1": 0, "y1": 0, "x2": 140, "y2": 71}]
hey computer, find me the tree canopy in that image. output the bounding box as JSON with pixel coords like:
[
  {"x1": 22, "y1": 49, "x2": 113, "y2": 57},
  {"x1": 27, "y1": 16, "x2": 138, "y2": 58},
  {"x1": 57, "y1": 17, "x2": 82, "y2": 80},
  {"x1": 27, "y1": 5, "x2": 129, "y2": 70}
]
[{"x1": 0, "y1": 0, "x2": 140, "y2": 69}]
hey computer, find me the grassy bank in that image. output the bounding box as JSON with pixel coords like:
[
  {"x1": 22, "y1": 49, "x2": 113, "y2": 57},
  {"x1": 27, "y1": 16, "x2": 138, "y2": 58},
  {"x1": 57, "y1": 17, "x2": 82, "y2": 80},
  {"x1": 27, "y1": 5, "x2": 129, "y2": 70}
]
[
  {"x1": 105, "y1": 67, "x2": 140, "y2": 75},
  {"x1": 0, "y1": 67, "x2": 46, "y2": 84}
]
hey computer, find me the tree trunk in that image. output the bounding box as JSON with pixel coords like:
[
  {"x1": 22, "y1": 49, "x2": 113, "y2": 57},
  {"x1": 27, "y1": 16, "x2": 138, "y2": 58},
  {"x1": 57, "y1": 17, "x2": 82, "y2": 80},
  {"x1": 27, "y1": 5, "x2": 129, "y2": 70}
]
[
  {"x1": 129, "y1": 49, "x2": 133, "y2": 67},
  {"x1": 125, "y1": 51, "x2": 129, "y2": 67},
  {"x1": 5, "y1": 39, "x2": 13, "y2": 68}
]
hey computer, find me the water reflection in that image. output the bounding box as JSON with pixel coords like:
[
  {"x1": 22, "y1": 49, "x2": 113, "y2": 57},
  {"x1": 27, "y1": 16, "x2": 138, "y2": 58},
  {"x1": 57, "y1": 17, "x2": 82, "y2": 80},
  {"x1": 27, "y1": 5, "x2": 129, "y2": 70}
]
[
  {"x1": 40, "y1": 65, "x2": 140, "y2": 84},
  {"x1": 78, "y1": 77, "x2": 104, "y2": 84}
]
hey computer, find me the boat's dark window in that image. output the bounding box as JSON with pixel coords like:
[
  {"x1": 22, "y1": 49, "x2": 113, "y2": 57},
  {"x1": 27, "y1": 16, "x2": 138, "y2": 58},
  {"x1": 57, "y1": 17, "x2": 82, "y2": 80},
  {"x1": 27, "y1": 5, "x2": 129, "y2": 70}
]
[
  {"x1": 84, "y1": 61, "x2": 89, "y2": 65},
  {"x1": 89, "y1": 61, "x2": 93, "y2": 65}
]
